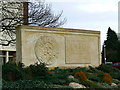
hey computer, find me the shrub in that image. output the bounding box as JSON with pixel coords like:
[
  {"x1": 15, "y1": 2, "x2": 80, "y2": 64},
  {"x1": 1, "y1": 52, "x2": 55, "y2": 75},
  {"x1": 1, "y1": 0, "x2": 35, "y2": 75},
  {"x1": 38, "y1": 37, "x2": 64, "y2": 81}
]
[
  {"x1": 112, "y1": 79, "x2": 120, "y2": 84},
  {"x1": 87, "y1": 73, "x2": 102, "y2": 82},
  {"x1": 2, "y1": 80, "x2": 50, "y2": 89},
  {"x1": 72, "y1": 67, "x2": 88, "y2": 73},
  {"x1": 98, "y1": 83, "x2": 114, "y2": 88},
  {"x1": 88, "y1": 66, "x2": 99, "y2": 73},
  {"x1": 43, "y1": 73, "x2": 69, "y2": 85},
  {"x1": 2, "y1": 62, "x2": 23, "y2": 81},
  {"x1": 103, "y1": 73, "x2": 112, "y2": 85},
  {"x1": 2, "y1": 80, "x2": 71, "y2": 89},
  {"x1": 2, "y1": 62, "x2": 49, "y2": 81},
  {"x1": 96, "y1": 64, "x2": 120, "y2": 80},
  {"x1": 118, "y1": 84, "x2": 120, "y2": 88},
  {"x1": 74, "y1": 71, "x2": 88, "y2": 81},
  {"x1": 110, "y1": 72, "x2": 120, "y2": 80},
  {"x1": 82, "y1": 81, "x2": 104, "y2": 88},
  {"x1": 23, "y1": 63, "x2": 48, "y2": 78},
  {"x1": 96, "y1": 64, "x2": 120, "y2": 74},
  {"x1": 17, "y1": 62, "x2": 25, "y2": 70}
]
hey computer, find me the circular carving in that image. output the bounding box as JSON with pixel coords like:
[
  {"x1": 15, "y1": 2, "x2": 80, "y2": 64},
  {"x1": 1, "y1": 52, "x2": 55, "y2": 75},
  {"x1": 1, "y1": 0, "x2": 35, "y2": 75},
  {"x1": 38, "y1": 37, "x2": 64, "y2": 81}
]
[{"x1": 34, "y1": 35, "x2": 58, "y2": 65}]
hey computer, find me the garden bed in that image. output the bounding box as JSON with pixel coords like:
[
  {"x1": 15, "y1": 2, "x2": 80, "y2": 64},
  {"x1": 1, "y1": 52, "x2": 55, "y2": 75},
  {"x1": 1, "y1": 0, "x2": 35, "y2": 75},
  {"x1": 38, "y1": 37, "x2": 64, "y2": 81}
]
[{"x1": 2, "y1": 62, "x2": 120, "y2": 89}]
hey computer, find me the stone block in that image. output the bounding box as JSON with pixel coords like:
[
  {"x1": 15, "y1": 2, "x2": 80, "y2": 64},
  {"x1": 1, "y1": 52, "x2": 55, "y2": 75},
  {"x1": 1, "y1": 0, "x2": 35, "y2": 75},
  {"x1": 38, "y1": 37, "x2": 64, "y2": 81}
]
[{"x1": 16, "y1": 25, "x2": 101, "y2": 67}]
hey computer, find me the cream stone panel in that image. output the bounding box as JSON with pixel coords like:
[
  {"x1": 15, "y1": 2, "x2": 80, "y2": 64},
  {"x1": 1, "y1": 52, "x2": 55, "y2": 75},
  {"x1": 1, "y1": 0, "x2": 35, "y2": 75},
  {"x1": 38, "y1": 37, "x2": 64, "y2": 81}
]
[
  {"x1": 65, "y1": 35, "x2": 99, "y2": 65},
  {"x1": 16, "y1": 25, "x2": 101, "y2": 67},
  {"x1": 20, "y1": 30, "x2": 65, "y2": 66}
]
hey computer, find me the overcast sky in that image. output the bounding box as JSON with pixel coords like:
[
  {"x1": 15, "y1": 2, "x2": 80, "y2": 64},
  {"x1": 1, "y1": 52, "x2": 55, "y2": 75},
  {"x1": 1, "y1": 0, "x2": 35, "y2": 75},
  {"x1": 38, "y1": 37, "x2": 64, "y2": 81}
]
[{"x1": 45, "y1": 0, "x2": 119, "y2": 45}]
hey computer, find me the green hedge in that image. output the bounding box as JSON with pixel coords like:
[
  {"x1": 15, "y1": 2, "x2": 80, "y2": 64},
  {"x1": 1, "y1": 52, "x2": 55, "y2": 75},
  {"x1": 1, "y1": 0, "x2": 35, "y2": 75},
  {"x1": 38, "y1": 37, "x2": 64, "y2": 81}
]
[
  {"x1": 96, "y1": 64, "x2": 120, "y2": 80},
  {"x1": 2, "y1": 80, "x2": 71, "y2": 89}
]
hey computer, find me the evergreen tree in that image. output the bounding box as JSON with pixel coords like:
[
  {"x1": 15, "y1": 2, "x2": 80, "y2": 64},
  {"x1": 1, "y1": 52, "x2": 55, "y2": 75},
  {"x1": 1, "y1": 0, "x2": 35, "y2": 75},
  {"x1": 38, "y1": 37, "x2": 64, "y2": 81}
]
[
  {"x1": 101, "y1": 43, "x2": 105, "y2": 64},
  {"x1": 107, "y1": 27, "x2": 118, "y2": 41},
  {"x1": 105, "y1": 27, "x2": 118, "y2": 50},
  {"x1": 104, "y1": 27, "x2": 120, "y2": 63}
]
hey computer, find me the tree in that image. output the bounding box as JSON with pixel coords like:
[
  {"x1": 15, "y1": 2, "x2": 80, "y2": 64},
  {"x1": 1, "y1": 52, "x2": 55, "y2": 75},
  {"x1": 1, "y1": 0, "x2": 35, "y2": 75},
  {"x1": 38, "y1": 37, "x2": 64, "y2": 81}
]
[
  {"x1": 101, "y1": 42, "x2": 105, "y2": 64},
  {"x1": 105, "y1": 27, "x2": 119, "y2": 50},
  {"x1": 106, "y1": 27, "x2": 118, "y2": 42},
  {"x1": 28, "y1": 2, "x2": 66, "y2": 27},
  {"x1": 0, "y1": 1, "x2": 66, "y2": 46},
  {"x1": 0, "y1": 2, "x2": 23, "y2": 46},
  {"x1": 103, "y1": 27, "x2": 120, "y2": 62}
]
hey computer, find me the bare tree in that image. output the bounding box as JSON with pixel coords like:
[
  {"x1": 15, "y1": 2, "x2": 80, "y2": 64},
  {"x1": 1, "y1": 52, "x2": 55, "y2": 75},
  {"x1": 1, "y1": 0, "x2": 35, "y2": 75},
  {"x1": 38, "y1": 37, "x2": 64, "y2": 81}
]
[
  {"x1": 0, "y1": 1, "x2": 66, "y2": 46},
  {"x1": 28, "y1": 2, "x2": 66, "y2": 27},
  {"x1": 0, "y1": 2, "x2": 23, "y2": 46}
]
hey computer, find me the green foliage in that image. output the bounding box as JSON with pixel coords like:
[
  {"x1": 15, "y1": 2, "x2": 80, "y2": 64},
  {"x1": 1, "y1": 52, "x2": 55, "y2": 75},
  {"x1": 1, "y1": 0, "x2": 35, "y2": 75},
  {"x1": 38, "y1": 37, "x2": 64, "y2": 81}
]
[
  {"x1": 87, "y1": 73, "x2": 103, "y2": 82},
  {"x1": 88, "y1": 66, "x2": 103, "y2": 73},
  {"x1": 72, "y1": 67, "x2": 88, "y2": 73},
  {"x1": 98, "y1": 83, "x2": 118, "y2": 88},
  {"x1": 51, "y1": 67, "x2": 88, "y2": 76},
  {"x1": 96, "y1": 64, "x2": 120, "y2": 80},
  {"x1": 17, "y1": 62, "x2": 25, "y2": 70},
  {"x1": 96, "y1": 64, "x2": 120, "y2": 73},
  {"x1": 2, "y1": 62, "x2": 23, "y2": 81},
  {"x1": 104, "y1": 27, "x2": 120, "y2": 62},
  {"x1": 110, "y1": 72, "x2": 120, "y2": 80},
  {"x1": 106, "y1": 27, "x2": 118, "y2": 42},
  {"x1": 50, "y1": 84, "x2": 72, "y2": 88},
  {"x1": 81, "y1": 80, "x2": 104, "y2": 88},
  {"x1": 113, "y1": 79, "x2": 120, "y2": 84},
  {"x1": 2, "y1": 80, "x2": 71, "y2": 89},
  {"x1": 67, "y1": 78, "x2": 104, "y2": 88},
  {"x1": 2, "y1": 62, "x2": 49, "y2": 81},
  {"x1": 23, "y1": 63, "x2": 48, "y2": 78},
  {"x1": 67, "y1": 78, "x2": 81, "y2": 84},
  {"x1": 105, "y1": 27, "x2": 119, "y2": 50},
  {"x1": 86, "y1": 66, "x2": 104, "y2": 82},
  {"x1": 43, "y1": 71, "x2": 69, "y2": 85},
  {"x1": 2, "y1": 80, "x2": 48, "y2": 89},
  {"x1": 118, "y1": 84, "x2": 120, "y2": 88},
  {"x1": 2, "y1": 63, "x2": 120, "y2": 89}
]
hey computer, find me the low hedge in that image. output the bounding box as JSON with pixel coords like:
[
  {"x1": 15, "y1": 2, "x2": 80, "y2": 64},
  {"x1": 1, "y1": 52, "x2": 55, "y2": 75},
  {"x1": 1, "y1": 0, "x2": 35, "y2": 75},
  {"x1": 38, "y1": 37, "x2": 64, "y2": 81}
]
[
  {"x1": 96, "y1": 64, "x2": 120, "y2": 80},
  {"x1": 2, "y1": 80, "x2": 71, "y2": 89},
  {"x1": 2, "y1": 63, "x2": 120, "y2": 89}
]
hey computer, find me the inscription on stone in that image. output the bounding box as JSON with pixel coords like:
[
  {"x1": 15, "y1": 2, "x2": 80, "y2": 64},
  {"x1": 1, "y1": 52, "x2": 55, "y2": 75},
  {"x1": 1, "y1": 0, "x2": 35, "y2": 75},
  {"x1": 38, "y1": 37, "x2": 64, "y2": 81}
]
[
  {"x1": 34, "y1": 35, "x2": 59, "y2": 65},
  {"x1": 66, "y1": 35, "x2": 93, "y2": 64}
]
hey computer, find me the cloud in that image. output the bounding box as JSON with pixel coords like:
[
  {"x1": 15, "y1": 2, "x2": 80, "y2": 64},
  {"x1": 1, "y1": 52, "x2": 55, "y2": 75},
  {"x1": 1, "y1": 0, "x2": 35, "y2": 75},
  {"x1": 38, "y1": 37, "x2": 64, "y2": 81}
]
[
  {"x1": 78, "y1": 3, "x2": 117, "y2": 13},
  {"x1": 47, "y1": 0, "x2": 119, "y2": 13},
  {"x1": 46, "y1": 0, "x2": 119, "y2": 3}
]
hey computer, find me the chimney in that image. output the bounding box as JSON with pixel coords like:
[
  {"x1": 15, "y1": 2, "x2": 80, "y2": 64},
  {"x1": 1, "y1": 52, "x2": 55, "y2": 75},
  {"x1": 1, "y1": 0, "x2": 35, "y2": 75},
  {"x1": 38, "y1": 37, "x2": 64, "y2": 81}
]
[{"x1": 23, "y1": 2, "x2": 28, "y2": 25}]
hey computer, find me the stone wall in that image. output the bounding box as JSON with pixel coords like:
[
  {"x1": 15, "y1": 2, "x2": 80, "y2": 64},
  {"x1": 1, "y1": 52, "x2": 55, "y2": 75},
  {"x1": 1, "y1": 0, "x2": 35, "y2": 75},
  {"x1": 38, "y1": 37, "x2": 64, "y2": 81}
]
[{"x1": 16, "y1": 25, "x2": 101, "y2": 67}]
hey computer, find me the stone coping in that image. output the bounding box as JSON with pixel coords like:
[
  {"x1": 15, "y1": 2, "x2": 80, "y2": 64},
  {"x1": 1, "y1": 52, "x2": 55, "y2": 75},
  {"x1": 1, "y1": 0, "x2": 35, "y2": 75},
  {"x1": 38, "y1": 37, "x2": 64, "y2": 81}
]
[{"x1": 16, "y1": 25, "x2": 100, "y2": 34}]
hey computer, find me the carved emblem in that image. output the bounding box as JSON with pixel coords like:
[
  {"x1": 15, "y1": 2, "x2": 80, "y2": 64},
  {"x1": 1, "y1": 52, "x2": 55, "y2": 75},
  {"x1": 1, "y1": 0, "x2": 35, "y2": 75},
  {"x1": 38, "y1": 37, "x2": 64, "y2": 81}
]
[{"x1": 34, "y1": 35, "x2": 58, "y2": 65}]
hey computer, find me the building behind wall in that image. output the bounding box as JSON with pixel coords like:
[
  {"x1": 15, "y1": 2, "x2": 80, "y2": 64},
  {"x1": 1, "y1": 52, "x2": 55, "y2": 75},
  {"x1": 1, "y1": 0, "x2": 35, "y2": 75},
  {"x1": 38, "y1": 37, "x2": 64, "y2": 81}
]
[
  {"x1": 0, "y1": 46, "x2": 16, "y2": 64},
  {"x1": 0, "y1": 2, "x2": 27, "y2": 64}
]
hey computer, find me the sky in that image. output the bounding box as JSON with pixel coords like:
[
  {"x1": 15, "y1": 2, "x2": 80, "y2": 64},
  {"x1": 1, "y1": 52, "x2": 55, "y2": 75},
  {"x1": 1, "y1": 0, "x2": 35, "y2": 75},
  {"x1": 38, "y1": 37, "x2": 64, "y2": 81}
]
[
  {"x1": 45, "y1": 0, "x2": 120, "y2": 46},
  {"x1": 3, "y1": 0, "x2": 119, "y2": 48}
]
